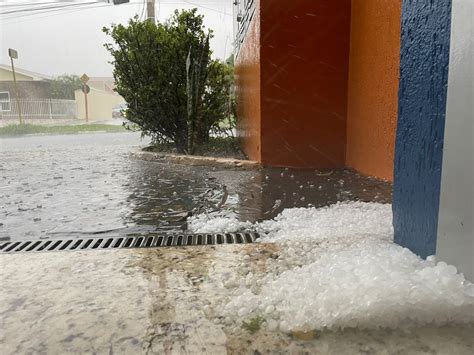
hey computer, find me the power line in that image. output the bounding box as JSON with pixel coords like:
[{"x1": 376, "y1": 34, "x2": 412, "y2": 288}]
[
  {"x1": 0, "y1": 1, "x2": 101, "y2": 9},
  {"x1": 0, "y1": 4, "x2": 106, "y2": 22},
  {"x1": 182, "y1": 1, "x2": 231, "y2": 16},
  {"x1": 155, "y1": 1, "x2": 232, "y2": 16},
  {"x1": 0, "y1": 1, "x2": 101, "y2": 15},
  {"x1": 138, "y1": 0, "x2": 145, "y2": 20},
  {"x1": 0, "y1": 0, "x2": 232, "y2": 25},
  {"x1": 0, "y1": 1, "x2": 141, "y2": 24},
  {"x1": 0, "y1": 1, "x2": 63, "y2": 6}
]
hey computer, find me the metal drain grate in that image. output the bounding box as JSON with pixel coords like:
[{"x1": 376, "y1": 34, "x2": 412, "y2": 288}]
[{"x1": 0, "y1": 232, "x2": 260, "y2": 254}]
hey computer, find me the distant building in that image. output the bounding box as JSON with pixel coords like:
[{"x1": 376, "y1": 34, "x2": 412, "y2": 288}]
[
  {"x1": 74, "y1": 77, "x2": 125, "y2": 121},
  {"x1": 87, "y1": 77, "x2": 117, "y2": 93},
  {"x1": 0, "y1": 63, "x2": 52, "y2": 82},
  {"x1": 0, "y1": 64, "x2": 53, "y2": 108},
  {"x1": 0, "y1": 65, "x2": 125, "y2": 122}
]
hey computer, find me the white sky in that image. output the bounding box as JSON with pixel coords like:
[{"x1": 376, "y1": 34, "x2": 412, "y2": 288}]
[{"x1": 0, "y1": 0, "x2": 234, "y2": 77}]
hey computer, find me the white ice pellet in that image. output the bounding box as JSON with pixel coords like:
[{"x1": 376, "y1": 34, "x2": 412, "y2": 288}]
[
  {"x1": 189, "y1": 201, "x2": 474, "y2": 331},
  {"x1": 265, "y1": 305, "x2": 275, "y2": 314},
  {"x1": 267, "y1": 319, "x2": 278, "y2": 330},
  {"x1": 238, "y1": 307, "x2": 247, "y2": 317},
  {"x1": 465, "y1": 284, "x2": 474, "y2": 297},
  {"x1": 187, "y1": 211, "x2": 252, "y2": 233}
]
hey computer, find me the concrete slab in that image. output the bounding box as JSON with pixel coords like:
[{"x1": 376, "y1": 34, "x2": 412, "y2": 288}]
[
  {"x1": 1, "y1": 245, "x2": 472, "y2": 354},
  {"x1": 134, "y1": 151, "x2": 260, "y2": 170}
]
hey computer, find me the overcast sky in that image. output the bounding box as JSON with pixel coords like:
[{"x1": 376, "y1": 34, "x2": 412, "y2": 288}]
[{"x1": 0, "y1": 0, "x2": 233, "y2": 77}]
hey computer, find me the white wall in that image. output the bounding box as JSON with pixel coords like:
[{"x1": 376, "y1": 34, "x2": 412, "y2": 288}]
[
  {"x1": 437, "y1": 0, "x2": 474, "y2": 280},
  {"x1": 74, "y1": 88, "x2": 125, "y2": 121}
]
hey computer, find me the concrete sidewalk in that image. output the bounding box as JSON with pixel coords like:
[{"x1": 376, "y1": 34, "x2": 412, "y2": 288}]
[{"x1": 1, "y1": 245, "x2": 473, "y2": 354}]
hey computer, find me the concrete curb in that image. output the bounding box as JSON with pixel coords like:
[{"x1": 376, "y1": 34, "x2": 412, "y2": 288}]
[{"x1": 132, "y1": 151, "x2": 260, "y2": 170}]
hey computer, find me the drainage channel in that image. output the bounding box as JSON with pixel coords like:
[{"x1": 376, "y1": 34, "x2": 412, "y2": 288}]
[{"x1": 0, "y1": 232, "x2": 260, "y2": 254}]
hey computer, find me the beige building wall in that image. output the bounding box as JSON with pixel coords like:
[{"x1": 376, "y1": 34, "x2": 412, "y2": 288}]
[
  {"x1": 0, "y1": 68, "x2": 35, "y2": 81},
  {"x1": 75, "y1": 87, "x2": 125, "y2": 121}
]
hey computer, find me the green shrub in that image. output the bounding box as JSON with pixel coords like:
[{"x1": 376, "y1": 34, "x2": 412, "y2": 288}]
[{"x1": 103, "y1": 9, "x2": 235, "y2": 154}]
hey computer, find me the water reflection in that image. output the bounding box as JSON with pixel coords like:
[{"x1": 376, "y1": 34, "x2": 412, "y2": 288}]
[
  {"x1": 1, "y1": 132, "x2": 391, "y2": 242},
  {"x1": 123, "y1": 160, "x2": 214, "y2": 233},
  {"x1": 125, "y1": 166, "x2": 392, "y2": 235},
  {"x1": 249, "y1": 167, "x2": 392, "y2": 220},
  {"x1": 128, "y1": 247, "x2": 220, "y2": 353}
]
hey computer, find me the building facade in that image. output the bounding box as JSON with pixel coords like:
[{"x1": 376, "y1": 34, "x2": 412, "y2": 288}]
[
  {"x1": 234, "y1": 0, "x2": 473, "y2": 279},
  {"x1": 74, "y1": 77, "x2": 125, "y2": 121},
  {"x1": 0, "y1": 64, "x2": 69, "y2": 123},
  {"x1": 0, "y1": 64, "x2": 53, "y2": 104},
  {"x1": 234, "y1": 0, "x2": 400, "y2": 180}
]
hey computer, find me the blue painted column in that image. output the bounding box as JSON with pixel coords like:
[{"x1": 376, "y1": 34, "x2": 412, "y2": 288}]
[{"x1": 393, "y1": 0, "x2": 452, "y2": 258}]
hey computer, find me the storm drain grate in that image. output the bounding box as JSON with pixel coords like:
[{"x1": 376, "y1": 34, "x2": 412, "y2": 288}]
[{"x1": 0, "y1": 232, "x2": 260, "y2": 254}]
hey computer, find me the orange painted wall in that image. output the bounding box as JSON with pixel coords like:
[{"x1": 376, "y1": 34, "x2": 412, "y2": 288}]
[
  {"x1": 346, "y1": 0, "x2": 402, "y2": 181},
  {"x1": 235, "y1": 4, "x2": 261, "y2": 162},
  {"x1": 259, "y1": 0, "x2": 351, "y2": 168}
]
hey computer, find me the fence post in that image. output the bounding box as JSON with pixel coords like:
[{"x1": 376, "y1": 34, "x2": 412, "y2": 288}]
[{"x1": 49, "y1": 98, "x2": 53, "y2": 120}]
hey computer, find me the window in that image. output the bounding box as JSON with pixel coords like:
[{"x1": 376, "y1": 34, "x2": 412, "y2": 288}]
[{"x1": 0, "y1": 91, "x2": 11, "y2": 111}]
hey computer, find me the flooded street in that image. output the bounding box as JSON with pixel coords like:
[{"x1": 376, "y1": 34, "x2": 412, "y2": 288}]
[
  {"x1": 0, "y1": 132, "x2": 221, "y2": 241},
  {"x1": 1, "y1": 132, "x2": 392, "y2": 242}
]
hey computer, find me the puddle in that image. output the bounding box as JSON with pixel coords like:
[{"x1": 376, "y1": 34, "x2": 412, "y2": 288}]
[{"x1": 1, "y1": 132, "x2": 391, "y2": 242}]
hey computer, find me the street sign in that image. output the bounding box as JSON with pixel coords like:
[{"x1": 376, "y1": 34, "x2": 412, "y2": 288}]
[
  {"x1": 82, "y1": 84, "x2": 90, "y2": 94},
  {"x1": 80, "y1": 73, "x2": 90, "y2": 83},
  {"x1": 8, "y1": 48, "x2": 22, "y2": 124},
  {"x1": 8, "y1": 48, "x2": 18, "y2": 59}
]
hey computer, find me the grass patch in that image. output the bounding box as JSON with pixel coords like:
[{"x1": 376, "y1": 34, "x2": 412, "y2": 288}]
[
  {"x1": 242, "y1": 315, "x2": 265, "y2": 334},
  {"x1": 0, "y1": 123, "x2": 127, "y2": 136},
  {"x1": 144, "y1": 136, "x2": 245, "y2": 159}
]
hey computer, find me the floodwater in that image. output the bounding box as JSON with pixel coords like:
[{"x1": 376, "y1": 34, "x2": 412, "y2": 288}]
[{"x1": 0, "y1": 132, "x2": 391, "y2": 242}]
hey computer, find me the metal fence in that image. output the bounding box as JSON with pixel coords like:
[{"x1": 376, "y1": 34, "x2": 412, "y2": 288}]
[{"x1": 0, "y1": 98, "x2": 77, "y2": 120}]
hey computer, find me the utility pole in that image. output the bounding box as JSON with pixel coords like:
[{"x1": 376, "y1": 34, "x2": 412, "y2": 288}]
[
  {"x1": 8, "y1": 48, "x2": 23, "y2": 125},
  {"x1": 147, "y1": 0, "x2": 155, "y2": 23},
  {"x1": 80, "y1": 74, "x2": 90, "y2": 123},
  {"x1": 109, "y1": 1, "x2": 152, "y2": 22}
]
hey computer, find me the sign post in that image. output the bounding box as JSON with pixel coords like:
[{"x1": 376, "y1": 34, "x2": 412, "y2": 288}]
[
  {"x1": 8, "y1": 48, "x2": 22, "y2": 125},
  {"x1": 146, "y1": 0, "x2": 155, "y2": 22},
  {"x1": 80, "y1": 74, "x2": 90, "y2": 122}
]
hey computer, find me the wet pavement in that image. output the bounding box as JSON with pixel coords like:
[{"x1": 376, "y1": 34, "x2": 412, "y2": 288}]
[
  {"x1": 0, "y1": 132, "x2": 391, "y2": 242},
  {"x1": 1, "y1": 132, "x2": 472, "y2": 354},
  {"x1": 1, "y1": 246, "x2": 473, "y2": 354}
]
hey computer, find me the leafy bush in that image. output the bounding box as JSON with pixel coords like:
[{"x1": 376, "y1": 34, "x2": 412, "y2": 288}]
[
  {"x1": 103, "y1": 9, "x2": 235, "y2": 154},
  {"x1": 49, "y1": 75, "x2": 82, "y2": 99}
]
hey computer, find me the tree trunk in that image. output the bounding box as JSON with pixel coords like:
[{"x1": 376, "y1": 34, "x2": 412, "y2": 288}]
[{"x1": 185, "y1": 36, "x2": 210, "y2": 155}]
